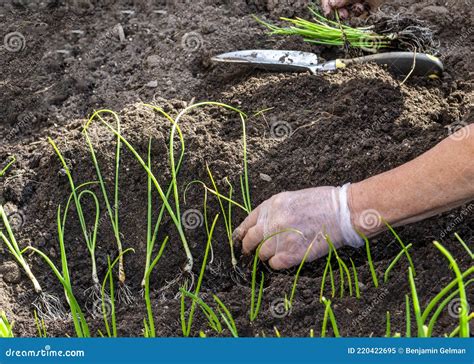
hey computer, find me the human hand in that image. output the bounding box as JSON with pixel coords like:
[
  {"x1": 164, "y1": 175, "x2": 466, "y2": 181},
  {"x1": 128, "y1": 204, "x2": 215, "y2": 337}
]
[
  {"x1": 233, "y1": 184, "x2": 363, "y2": 270},
  {"x1": 321, "y1": 0, "x2": 383, "y2": 19}
]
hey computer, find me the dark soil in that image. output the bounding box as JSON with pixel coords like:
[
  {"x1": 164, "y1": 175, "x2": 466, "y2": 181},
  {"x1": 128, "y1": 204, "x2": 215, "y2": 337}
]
[{"x1": 0, "y1": 0, "x2": 472, "y2": 338}]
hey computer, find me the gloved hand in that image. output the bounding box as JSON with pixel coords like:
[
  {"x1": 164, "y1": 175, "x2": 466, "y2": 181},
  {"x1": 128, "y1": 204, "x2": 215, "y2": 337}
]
[
  {"x1": 321, "y1": 0, "x2": 384, "y2": 19},
  {"x1": 233, "y1": 184, "x2": 363, "y2": 270}
]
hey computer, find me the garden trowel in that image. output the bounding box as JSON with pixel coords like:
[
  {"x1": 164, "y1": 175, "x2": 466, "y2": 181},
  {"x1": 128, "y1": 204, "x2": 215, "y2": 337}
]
[{"x1": 211, "y1": 50, "x2": 443, "y2": 78}]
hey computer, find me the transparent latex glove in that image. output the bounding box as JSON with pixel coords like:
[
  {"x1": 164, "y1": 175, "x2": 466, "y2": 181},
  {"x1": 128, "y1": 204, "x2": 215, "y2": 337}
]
[{"x1": 233, "y1": 184, "x2": 363, "y2": 270}]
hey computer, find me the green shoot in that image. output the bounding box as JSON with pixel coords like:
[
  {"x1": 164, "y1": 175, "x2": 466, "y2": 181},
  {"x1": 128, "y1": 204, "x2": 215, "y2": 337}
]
[
  {"x1": 433, "y1": 241, "x2": 470, "y2": 337},
  {"x1": 454, "y1": 233, "x2": 473, "y2": 259},
  {"x1": 100, "y1": 248, "x2": 134, "y2": 338},
  {"x1": 361, "y1": 233, "x2": 379, "y2": 288},
  {"x1": 321, "y1": 297, "x2": 340, "y2": 337},
  {"x1": 143, "y1": 237, "x2": 169, "y2": 338},
  {"x1": 250, "y1": 242, "x2": 265, "y2": 322},
  {"x1": 449, "y1": 313, "x2": 474, "y2": 338},
  {"x1": 180, "y1": 289, "x2": 222, "y2": 333},
  {"x1": 285, "y1": 242, "x2": 314, "y2": 310},
  {"x1": 0, "y1": 156, "x2": 15, "y2": 177},
  {"x1": 426, "y1": 279, "x2": 473, "y2": 337},
  {"x1": 181, "y1": 215, "x2": 219, "y2": 337},
  {"x1": 384, "y1": 243, "x2": 413, "y2": 283},
  {"x1": 349, "y1": 258, "x2": 360, "y2": 299},
  {"x1": 250, "y1": 229, "x2": 304, "y2": 320},
  {"x1": 49, "y1": 138, "x2": 103, "y2": 291},
  {"x1": 310, "y1": 329, "x2": 314, "y2": 338},
  {"x1": 83, "y1": 111, "x2": 126, "y2": 286},
  {"x1": 207, "y1": 165, "x2": 238, "y2": 269},
  {"x1": 213, "y1": 294, "x2": 238, "y2": 337},
  {"x1": 384, "y1": 221, "x2": 416, "y2": 276},
  {"x1": 408, "y1": 267, "x2": 425, "y2": 338},
  {"x1": 34, "y1": 310, "x2": 47, "y2": 338},
  {"x1": 405, "y1": 295, "x2": 411, "y2": 338},
  {"x1": 385, "y1": 311, "x2": 391, "y2": 337},
  {"x1": 26, "y1": 206, "x2": 90, "y2": 337},
  {"x1": 319, "y1": 248, "x2": 334, "y2": 302},
  {"x1": 274, "y1": 327, "x2": 281, "y2": 338},
  {"x1": 421, "y1": 267, "x2": 473, "y2": 322},
  {"x1": 0, "y1": 311, "x2": 14, "y2": 338},
  {"x1": 0, "y1": 205, "x2": 42, "y2": 294},
  {"x1": 325, "y1": 235, "x2": 352, "y2": 298}
]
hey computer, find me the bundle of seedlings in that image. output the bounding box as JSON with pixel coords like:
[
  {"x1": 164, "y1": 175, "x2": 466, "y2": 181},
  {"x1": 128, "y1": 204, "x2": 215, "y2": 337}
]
[{"x1": 256, "y1": 7, "x2": 438, "y2": 54}]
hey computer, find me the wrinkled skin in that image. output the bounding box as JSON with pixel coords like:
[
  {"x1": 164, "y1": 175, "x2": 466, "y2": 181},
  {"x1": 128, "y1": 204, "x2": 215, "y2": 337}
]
[
  {"x1": 233, "y1": 187, "x2": 349, "y2": 270},
  {"x1": 321, "y1": 0, "x2": 384, "y2": 18}
]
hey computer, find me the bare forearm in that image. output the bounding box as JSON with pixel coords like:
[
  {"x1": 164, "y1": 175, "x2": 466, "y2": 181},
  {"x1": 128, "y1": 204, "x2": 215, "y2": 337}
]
[{"x1": 349, "y1": 124, "x2": 474, "y2": 236}]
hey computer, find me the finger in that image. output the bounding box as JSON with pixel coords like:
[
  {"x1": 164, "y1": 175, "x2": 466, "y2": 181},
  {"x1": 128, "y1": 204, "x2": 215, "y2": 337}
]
[
  {"x1": 268, "y1": 253, "x2": 301, "y2": 271},
  {"x1": 232, "y1": 204, "x2": 261, "y2": 242},
  {"x1": 242, "y1": 224, "x2": 264, "y2": 254},
  {"x1": 258, "y1": 238, "x2": 277, "y2": 261}
]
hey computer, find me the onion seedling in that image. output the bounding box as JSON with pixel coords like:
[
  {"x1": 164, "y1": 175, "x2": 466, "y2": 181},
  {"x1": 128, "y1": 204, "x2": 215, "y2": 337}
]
[
  {"x1": 426, "y1": 279, "x2": 474, "y2": 337},
  {"x1": 384, "y1": 243, "x2": 413, "y2": 283},
  {"x1": 0, "y1": 311, "x2": 14, "y2": 338},
  {"x1": 0, "y1": 205, "x2": 42, "y2": 293},
  {"x1": 181, "y1": 215, "x2": 219, "y2": 337},
  {"x1": 27, "y1": 206, "x2": 90, "y2": 337},
  {"x1": 100, "y1": 248, "x2": 135, "y2": 338},
  {"x1": 407, "y1": 267, "x2": 425, "y2": 338},
  {"x1": 449, "y1": 313, "x2": 474, "y2": 338},
  {"x1": 250, "y1": 242, "x2": 264, "y2": 322},
  {"x1": 273, "y1": 326, "x2": 281, "y2": 338},
  {"x1": 454, "y1": 233, "x2": 473, "y2": 259},
  {"x1": 180, "y1": 289, "x2": 222, "y2": 334},
  {"x1": 360, "y1": 233, "x2": 379, "y2": 288},
  {"x1": 432, "y1": 241, "x2": 470, "y2": 337},
  {"x1": 255, "y1": 8, "x2": 390, "y2": 51},
  {"x1": 0, "y1": 156, "x2": 15, "y2": 177},
  {"x1": 385, "y1": 311, "x2": 391, "y2": 337},
  {"x1": 384, "y1": 221, "x2": 415, "y2": 276},
  {"x1": 325, "y1": 235, "x2": 353, "y2": 298},
  {"x1": 349, "y1": 258, "x2": 360, "y2": 299},
  {"x1": 83, "y1": 111, "x2": 129, "y2": 298},
  {"x1": 206, "y1": 165, "x2": 241, "y2": 275},
  {"x1": 321, "y1": 297, "x2": 340, "y2": 337},
  {"x1": 285, "y1": 241, "x2": 313, "y2": 311},
  {"x1": 49, "y1": 138, "x2": 104, "y2": 297},
  {"x1": 34, "y1": 310, "x2": 47, "y2": 338},
  {"x1": 405, "y1": 295, "x2": 411, "y2": 338},
  {"x1": 143, "y1": 236, "x2": 169, "y2": 338},
  {"x1": 319, "y1": 247, "x2": 336, "y2": 302},
  {"x1": 0, "y1": 205, "x2": 64, "y2": 320},
  {"x1": 421, "y1": 267, "x2": 473, "y2": 323},
  {"x1": 213, "y1": 294, "x2": 238, "y2": 337}
]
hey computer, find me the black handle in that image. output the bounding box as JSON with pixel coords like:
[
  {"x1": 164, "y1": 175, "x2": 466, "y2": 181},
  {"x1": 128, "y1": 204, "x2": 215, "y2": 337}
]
[{"x1": 338, "y1": 52, "x2": 444, "y2": 77}]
